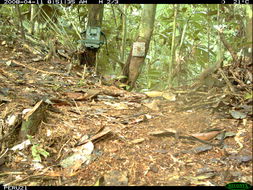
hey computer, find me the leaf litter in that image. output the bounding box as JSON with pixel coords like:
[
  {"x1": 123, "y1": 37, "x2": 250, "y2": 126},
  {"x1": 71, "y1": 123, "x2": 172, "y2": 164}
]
[{"x1": 0, "y1": 40, "x2": 252, "y2": 186}]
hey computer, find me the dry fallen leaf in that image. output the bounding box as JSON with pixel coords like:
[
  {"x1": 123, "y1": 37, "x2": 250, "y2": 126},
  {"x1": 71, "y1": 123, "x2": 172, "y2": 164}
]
[
  {"x1": 23, "y1": 100, "x2": 44, "y2": 120},
  {"x1": 144, "y1": 91, "x2": 163, "y2": 98},
  {"x1": 149, "y1": 130, "x2": 176, "y2": 137},
  {"x1": 190, "y1": 130, "x2": 221, "y2": 141},
  {"x1": 60, "y1": 141, "x2": 94, "y2": 171},
  {"x1": 63, "y1": 92, "x2": 87, "y2": 100},
  {"x1": 162, "y1": 91, "x2": 176, "y2": 101},
  {"x1": 45, "y1": 171, "x2": 63, "y2": 177},
  {"x1": 130, "y1": 138, "x2": 145, "y2": 144},
  {"x1": 104, "y1": 102, "x2": 129, "y2": 109},
  {"x1": 144, "y1": 99, "x2": 160, "y2": 111}
]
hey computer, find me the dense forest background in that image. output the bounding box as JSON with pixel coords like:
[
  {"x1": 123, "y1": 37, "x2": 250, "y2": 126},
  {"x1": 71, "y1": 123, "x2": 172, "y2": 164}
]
[{"x1": 0, "y1": 4, "x2": 252, "y2": 91}]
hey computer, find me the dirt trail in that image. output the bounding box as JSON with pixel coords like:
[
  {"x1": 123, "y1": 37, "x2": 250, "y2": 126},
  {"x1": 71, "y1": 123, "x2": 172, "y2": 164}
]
[{"x1": 0, "y1": 42, "x2": 252, "y2": 186}]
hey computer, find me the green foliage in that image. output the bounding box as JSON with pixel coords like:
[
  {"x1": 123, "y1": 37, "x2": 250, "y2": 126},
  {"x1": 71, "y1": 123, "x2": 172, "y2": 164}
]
[
  {"x1": 244, "y1": 92, "x2": 252, "y2": 100},
  {"x1": 0, "y1": 4, "x2": 249, "y2": 90},
  {"x1": 31, "y1": 144, "x2": 50, "y2": 162},
  {"x1": 136, "y1": 4, "x2": 249, "y2": 90},
  {"x1": 27, "y1": 135, "x2": 50, "y2": 162},
  {"x1": 77, "y1": 79, "x2": 86, "y2": 87}
]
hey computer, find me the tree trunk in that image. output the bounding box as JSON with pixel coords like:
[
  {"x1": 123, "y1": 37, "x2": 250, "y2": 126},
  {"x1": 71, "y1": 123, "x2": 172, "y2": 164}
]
[
  {"x1": 168, "y1": 4, "x2": 178, "y2": 86},
  {"x1": 217, "y1": 5, "x2": 224, "y2": 62},
  {"x1": 245, "y1": 4, "x2": 252, "y2": 63},
  {"x1": 80, "y1": 4, "x2": 104, "y2": 68},
  {"x1": 15, "y1": 5, "x2": 26, "y2": 41},
  {"x1": 121, "y1": 4, "x2": 128, "y2": 63},
  {"x1": 30, "y1": 5, "x2": 36, "y2": 35},
  {"x1": 122, "y1": 4, "x2": 156, "y2": 90}
]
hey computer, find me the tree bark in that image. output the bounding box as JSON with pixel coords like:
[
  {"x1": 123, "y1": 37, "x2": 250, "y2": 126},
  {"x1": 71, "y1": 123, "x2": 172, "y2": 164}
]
[
  {"x1": 245, "y1": 5, "x2": 252, "y2": 63},
  {"x1": 121, "y1": 4, "x2": 128, "y2": 63},
  {"x1": 122, "y1": 4, "x2": 156, "y2": 90},
  {"x1": 80, "y1": 4, "x2": 104, "y2": 68},
  {"x1": 15, "y1": 5, "x2": 26, "y2": 41},
  {"x1": 168, "y1": 5, "x2": 178, "y2": 86},
  {"x1": 30, "y1": 5, "x2": 36, "y2": 35}
]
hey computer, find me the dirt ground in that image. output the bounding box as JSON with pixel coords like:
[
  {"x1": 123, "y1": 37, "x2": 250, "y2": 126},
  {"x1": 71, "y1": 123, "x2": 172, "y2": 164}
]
[{"x1": 0, "y1": 40, "x2": 252, "y2": 186}]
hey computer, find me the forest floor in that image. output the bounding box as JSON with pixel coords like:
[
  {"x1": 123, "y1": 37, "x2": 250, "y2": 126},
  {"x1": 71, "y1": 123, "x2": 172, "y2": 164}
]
[{"x1": 0, "y1": 40, "x2": 252, "y2": 186}]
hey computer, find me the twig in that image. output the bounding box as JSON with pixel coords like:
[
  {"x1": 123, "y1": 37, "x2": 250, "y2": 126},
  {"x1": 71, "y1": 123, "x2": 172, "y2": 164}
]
[
  {"x1": 72, "y1": 98, "x2": 82, "y2": 115},
  {"x1": 56, "y1": 138, "x2": 71, "y2": 161},
  {"x1": 4, "y1": 175, "x2": 32, "y2": 186},
  {"x1": 3, "y1": 166, "x2": 55, "y2": 186},
  {"x1": 218, "y1": 68, "x2": 235, "y2": 92},
  {"x1": 229, "y1": 68, "x2": 246, "y2": 87},
  {"x1": 0, "y1": 172, "x2": 25, "y2": 177},
  {"x1": 81, "y1": 64, "x2": 88, "y2": 80},
  {"x1": 11, "y1": 60, "x2": 64, "y2": 76},
  {"x1": 0, "y1": 148, "x2": 8, "y2": 159}
]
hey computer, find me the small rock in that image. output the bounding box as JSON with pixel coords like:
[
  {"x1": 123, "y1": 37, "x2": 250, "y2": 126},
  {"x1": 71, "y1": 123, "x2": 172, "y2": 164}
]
[
  {"x1": 229, "y1": 110, "x2": 247, "y2": 119},
  {"x1": 149, "y1": 164, "x2": 159, "y2": 173}
]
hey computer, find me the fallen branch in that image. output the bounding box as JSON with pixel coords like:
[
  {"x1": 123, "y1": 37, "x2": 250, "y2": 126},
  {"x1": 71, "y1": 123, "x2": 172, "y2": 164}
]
[
  {"x1": 0, "y1": 172, "x2": 25, "y2": 177},
  {"x1": 229, "y1": 68, "x2": 247, "y2": 87}
]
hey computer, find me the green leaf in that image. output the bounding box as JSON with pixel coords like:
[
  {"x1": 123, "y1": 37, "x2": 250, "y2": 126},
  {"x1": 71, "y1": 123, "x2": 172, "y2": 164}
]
[
  {"x1": 32, "y1": 145, "x2": 42, "y2": 162},
  {"x1": 207, "y1": 10, "x2": 217, "y2": 16},
  {"x1": 116, "y1": 75, "x2": 127, "y2": 80},
  {"x1": 244, "y1": 92, "x2": 252, "y2": 100},
  {"x1": 31, "y1": 144, "x2": 50, "y2": 162},
  {"x1": 38, "y1": 148, "x2": 50, "y2": 158}
]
